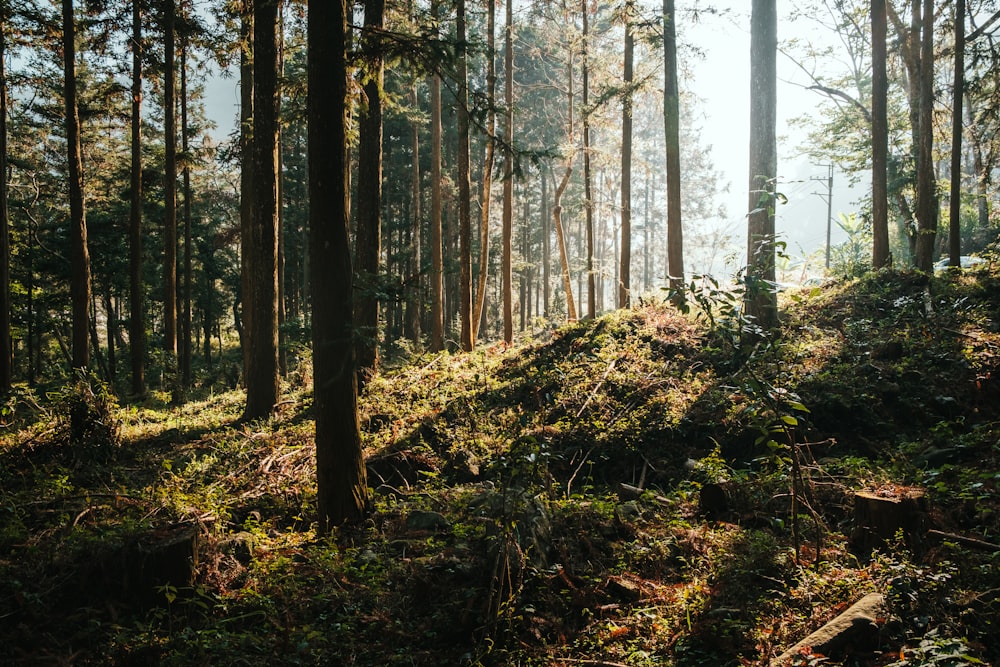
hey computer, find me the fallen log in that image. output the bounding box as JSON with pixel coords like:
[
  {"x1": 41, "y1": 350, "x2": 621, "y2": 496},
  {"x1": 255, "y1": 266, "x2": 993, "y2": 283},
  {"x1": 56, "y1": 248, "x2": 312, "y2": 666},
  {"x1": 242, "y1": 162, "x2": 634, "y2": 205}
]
[
  {"x1": 926, "y1": 529, "x2": 1000, "y2": 552},
  {"x1": 773, "y1": 592, "x2": 886, "y2": 665}
]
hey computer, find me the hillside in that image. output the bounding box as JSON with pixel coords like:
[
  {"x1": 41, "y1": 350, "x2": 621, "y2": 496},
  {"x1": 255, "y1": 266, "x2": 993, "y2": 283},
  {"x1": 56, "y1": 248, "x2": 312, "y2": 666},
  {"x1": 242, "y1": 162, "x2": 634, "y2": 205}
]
[{"x1": 1, "y1": 265, "x2": 999, "y2": 666}]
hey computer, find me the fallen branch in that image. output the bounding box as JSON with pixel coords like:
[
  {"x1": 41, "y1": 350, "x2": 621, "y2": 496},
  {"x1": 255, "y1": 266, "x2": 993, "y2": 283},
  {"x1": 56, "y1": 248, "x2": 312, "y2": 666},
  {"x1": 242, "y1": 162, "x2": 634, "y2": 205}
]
[
  {"x1": 556, "y1": 659, "x2": 630, "y2": 667},
  {"x1": 927, "y1": 529, "x2": 1000, "y2": 552},
  {"x1": 576, "y1": 357, "x2": 618, "y2": 419}
]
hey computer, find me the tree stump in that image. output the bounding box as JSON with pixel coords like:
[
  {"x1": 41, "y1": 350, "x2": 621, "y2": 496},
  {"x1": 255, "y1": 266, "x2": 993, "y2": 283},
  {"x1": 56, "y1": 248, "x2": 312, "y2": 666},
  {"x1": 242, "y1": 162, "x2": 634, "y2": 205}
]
[
  {"x1": 774, "y1": 593, "x2": 886, "y2": 664},
  {"x1": 851, "y1": 487, "x2": 928, "y2": 556}
]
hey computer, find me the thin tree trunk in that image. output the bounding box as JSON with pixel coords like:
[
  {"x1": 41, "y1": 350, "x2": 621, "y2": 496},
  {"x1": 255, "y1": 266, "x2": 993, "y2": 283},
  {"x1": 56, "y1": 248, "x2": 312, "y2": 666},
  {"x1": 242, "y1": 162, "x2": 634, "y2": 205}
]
[
  {"x1": 406, "y1": 82, "x2": 421, "y2": 344},
  {"x1": 914, "y1": 0, "x2": 936, "y2": 271},
  {"x1": 663, "y1": 0, "x2": 684, "y2": 298},
  {"x1": 309, "y1": 0, "x2": 368, "y2": 531},
  {"x1": 430, "y1": 0, "x2": 444, "y2": 352},
  {"x1": 501, "y1": 0, "x2": 513, "y2": 343},
  {"x1": 472, "y1": 0, "x2": 496, "y2": 344},
  {"x1": 129, "y1": 0, "x2": 145, "y2": 395},
  {"x1": 239, "y1": 0, "x2": 253, "y2": 378},
  {"x1": 582, "y1": 0, "x2": 594, "y2": 320},
  {"x1": 277, "y1": 2, "x2": 287, "y2": 377},
  {"x1": 457, "y1": 0, "x2": 473, "y2": 351},
  {"x1": 355, "y1": 0, "x2": 385, "y2": 385},
  {"x1": 619, "y1": 0, "x2": 634, "y2": 310},
  {"x1": 181, "y1": 36, "x2": 193, "y2": 390},
  {"x1": 542, "y1": 166, "x2": 549, "y2": 317},
  {"x1": 163, "y1": 0, "x2": 178, "y2": 371},
  {"x1": 63, "y1": 0, "x2": 91, "y2": 372},
  {"x1": 948, "y1": 0, "x2": 965, "y2": 268},
  {"x1": 0, "y1": 8, "x2": 10, "y2": 394}
]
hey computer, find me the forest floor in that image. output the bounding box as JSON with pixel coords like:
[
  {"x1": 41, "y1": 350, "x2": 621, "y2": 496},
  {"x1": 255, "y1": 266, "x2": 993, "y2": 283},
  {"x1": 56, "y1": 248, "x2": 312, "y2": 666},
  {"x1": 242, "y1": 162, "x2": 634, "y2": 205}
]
[{"x1": 2, "y1": 262, "x2": 1000, "y2": 666}]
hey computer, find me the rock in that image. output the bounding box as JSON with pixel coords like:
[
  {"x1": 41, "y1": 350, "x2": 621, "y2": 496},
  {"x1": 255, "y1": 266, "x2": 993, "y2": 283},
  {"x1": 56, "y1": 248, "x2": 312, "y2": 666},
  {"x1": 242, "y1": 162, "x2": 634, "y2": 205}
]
[{"x1": 774, "y1": 593, "x2": 886, "y2": 664}]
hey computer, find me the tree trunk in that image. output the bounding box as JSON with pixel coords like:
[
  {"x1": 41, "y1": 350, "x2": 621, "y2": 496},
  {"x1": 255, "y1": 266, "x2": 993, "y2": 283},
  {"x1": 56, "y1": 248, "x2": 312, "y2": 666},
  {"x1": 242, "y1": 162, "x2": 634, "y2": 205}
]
[
  {"x1": 457, "y1": 0, "x2": 473, "y2": 351},
  {"x1": 128, "y1": 0, "x2": 145, "y2": 396},
  {"x1": 871, "y1": 0, "x2": 890, "y2": 268},
  {"x1": 745, "y1": 0, "x2": 778, "y2": 331},
  {"x1": 542, "y1": 166, "x2": 549, "y2": 317},
  {"x1": 239, "y1": 0, "x2": 253, "y2": 380},
  {"x1": 180, "y1": 39, "x2": 192, "y2": 391},
  {"x1": 663, "y1": 0, "x2": 684, "y2": 299},
  {"x1": 472, "y1": 0, "x2": 496, "y2": 344},
  {"x1": 308, "y1": 0, "x2": 368, "y2": 531},
  {"x1": 947, "y1": 0, "x2": 965, "y2": 268},
  {"x1": 914, "y1": 0, "x2": 936, "y2": 271},
  {"x1": 354, "y1": 0, "x2": 384, "y2": 386},
  {"x1": 619, "y1": 0, "x2": 634, "y2": 310},
  {"x1": 244, "y1": 0, "x2": 281, "y2": 421},
  {"x1": 501, "y1": 0, "x2": 514, "y2": 343},
  {"x1": 582, "y1": 0, "x2": 595, "y2": 320},
  {"x1": 406, "y1": 82, "x2": 422, "y2": 345},
  {"x1": 0, "y1": 9, "x2": 10, "y2": 394},
  {"x1": 63, "y1": 0, "x2": 91, "y2": 372},
  {"x1": 429, "y1": 3, "x2": 444, "y2": 352},
  {"x1": 163, "y1": 0, "x2": 178, "y2": 371}
]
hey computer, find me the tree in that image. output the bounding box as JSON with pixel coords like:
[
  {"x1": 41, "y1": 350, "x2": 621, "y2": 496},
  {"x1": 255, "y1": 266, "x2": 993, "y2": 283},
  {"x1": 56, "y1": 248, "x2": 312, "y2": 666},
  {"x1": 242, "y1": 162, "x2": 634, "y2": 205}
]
[
  {"x1": 63, "y1": 0, "x2": 91, "y2": 372},
  {"x1": 582, "y1": 0, "x2": 595, "y2": 320},
  {"x1": 429, "y1": 0, "x2": 444, "y2": 352},
  {"x1": 472, "y1": 0, "x2": 496, "y2": 344},
  {"x1": 746, "y1": 0, "x2": 777, "y2": 331},
  {"x1": 244, "y1": 0, "x2": 281, "y2": 420},
  {"x1": 163, "y1": 0, "x2": 178, "y2": 369},
  {"x1": 913, "y1": 0, "x2": 936, "y2": 271},
  {"x1": 948, "y1": 0, "x2": 965, "y2": 268},
  {"x1": 871, "y1": 0, "x2": 890, "y2": 269},
  {"x1": 128, "y1": 0, "x2": 145, "y2": 396},
  {"x1": 619, "y1": 0, "x2": 634, "y2": 309},
  {"x1": 355, "y1": 0, "x2": 384, "y2": 385},
  {"x1": 308, "y1": 0, "x2": 368, "y2": 531},
  {"x1": 0, "y1": 5, "x2": 10, "y2": 394},
  {"x1": 456, "y1": 0, "x2": 473, "y2": 351},
  {"x1": 501, "y1": 0, "x2": 514, "y2": 343},
  {"x1": 663, "y1": 0, "x2": 683, "y2": 297}
]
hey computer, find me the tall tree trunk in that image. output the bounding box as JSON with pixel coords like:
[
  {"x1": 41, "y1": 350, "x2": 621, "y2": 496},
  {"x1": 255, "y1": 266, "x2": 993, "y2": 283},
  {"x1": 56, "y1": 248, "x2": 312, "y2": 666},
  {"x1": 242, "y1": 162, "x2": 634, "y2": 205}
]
[
  {"x1": 501, "y1": 0, "x2": 513, "y2": 343},
  {"x1": 554, "y1": 43, "x2": 577, "y2": 323},
  {"x1": 239, "y1": 0, "x2": 253, "y2": 379},
  {"x1": 542, "y1": 166, "x2": 549, "y2": 317},
  {"x1": 406, "y1": 82, "x2": 421, "y2": 344},
  {"x1": 430, "y1": 0, "x2": 444, "y2": 352},
  {"x1": 277, "y1": 2, "x2": 287, "y2": 377},
  {"x1": 163, "y1": 0, "x2": 178, "y2": 371},
  {"x1": 129, "y1": 0, "x2": 145, "y2": 395},
  {"x1": 355, "y1": 0, "x2": 384, "y2": 386},
  {"x1": 308, "y1": 0, "x2": 368, "y2": 531},
  {"x1": 947, "y1": 0, "x2": 965, "y2": 268},
  {"x1": 180, "y1": 36, "x2": 193, "y2": 390},
  {"x1": 582, "y1": 0, "x2": 595, "y2": 320},
  {"x1": 619, "y1": 0, "x2": 634, "y2": 310},
  {"x1": 0, "y1": 8, "x2": 10, "y2": 394},
  {"x1": 746, "y1": 0, "x2": 777, "y2": 331},
  {"x1": 663, "y1": 0, "x2": 684, "y2": 299},
  {"x1": 63, "y1": 0, "x2": 90, "y2": 372},
  {"x1": 457, "y1": 0, "x2": 473, "y2": 351},
  {"x1": 472, "y1": 0, "x2": 496, "y2": 344},
  {"x1": 914, "y1": 0, "x2": 936, "y2": 271},
  {"x1": 244, "y1": 0, "x2": 281, "y2": 420},
  {"x1": 871, "y1": 0, "x2": 890, "y2": 268}
]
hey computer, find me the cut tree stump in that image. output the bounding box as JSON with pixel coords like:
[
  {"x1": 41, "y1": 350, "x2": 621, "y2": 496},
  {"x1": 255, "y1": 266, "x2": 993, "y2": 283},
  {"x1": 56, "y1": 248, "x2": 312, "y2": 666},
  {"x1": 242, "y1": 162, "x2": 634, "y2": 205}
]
[
  {"x1": 774, "y1": 593, "x2": 886, "y2": 664},
  {"x1": 851, "y1": 487, "x2": 928, "y2": 556}
]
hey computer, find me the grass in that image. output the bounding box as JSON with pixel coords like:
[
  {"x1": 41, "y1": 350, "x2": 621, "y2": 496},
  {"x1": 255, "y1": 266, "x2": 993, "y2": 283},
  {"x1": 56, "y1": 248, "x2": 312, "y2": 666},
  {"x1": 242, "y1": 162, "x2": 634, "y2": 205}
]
[{"x1": 1, "y1": 264, "x2": 999, "y2": 666}]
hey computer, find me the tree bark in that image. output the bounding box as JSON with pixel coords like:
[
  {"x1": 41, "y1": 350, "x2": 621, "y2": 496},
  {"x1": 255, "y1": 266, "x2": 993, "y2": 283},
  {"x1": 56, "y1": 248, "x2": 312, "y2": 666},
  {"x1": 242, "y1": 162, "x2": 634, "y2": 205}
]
[
  {"x1": 619, "y1": 0, "x2": 633, "y2": 310},
  {"x1": 745, "y1": 0, "x2": 778, "y2": 331},
  {"x1": 914, "y1": 0, "x2": 936, "y2": 271},
  {"x1": 406, "y1": 82, "x2": 421, "y2": 345},
  {"x1": 239, "y1": 0, "x2": 253, "y2": 379},
  {"x1": 63, "y1": 0, "x2": 91, "y2": 372},
  {"x1": 457, "y1": 0, "x2": 473, "y2": 351},
  {"x1": 948, "y1": 0, "x2": 965, "y2": 268},
  {"x1": 163, "y1": 0, "x2": 178, "y2": 369},
  {"x1": 871, "y1": 0, "x2": 890, "y2": 268},
  {"x1": 663, "y1": 0, "x2": 684, "y2": 299},
  {"x1": 244, "y1": 0, "x2": 281, "y2": 420},
  {"x1": 355, "y1": 0, "x2": 385, "y2": 386},
  {"x1": 128, "y1": 0, "x2": 145, "y2": 396},
  {"x1": 472, "y1": 0, "x2": 496, "y2": 345},
  {"x1": 180, "y1": 37, "x2": 192, "y2": 390},
  {"x1": 308, "y1": 0, "x2": 368, "y2": 531},
  {"x1": 0, "y1": 8, "x2": 10, "y2": 394},
  {"x1": 501, "y1": 0, "x2": 514, "y2": 343},
  {"x1": 582, "y1": 0, "x2": 595, "y2": 320},
  {"x1": 429, "y1": 0, "x2": 444, "y2": 352}
]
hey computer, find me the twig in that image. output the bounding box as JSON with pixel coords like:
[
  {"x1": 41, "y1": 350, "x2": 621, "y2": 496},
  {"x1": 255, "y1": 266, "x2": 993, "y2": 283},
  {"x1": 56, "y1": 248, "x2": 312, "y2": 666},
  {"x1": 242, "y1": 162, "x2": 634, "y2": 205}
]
[
  {"x1": 575, "y1": 357, "x2": 618, "y2": 419},
  {"x1": 927, "y1": 529, "x2": 1000, "y2": 552},
  {"x1": 555, "y1": 659, "x2": 630, "y2": 667}
]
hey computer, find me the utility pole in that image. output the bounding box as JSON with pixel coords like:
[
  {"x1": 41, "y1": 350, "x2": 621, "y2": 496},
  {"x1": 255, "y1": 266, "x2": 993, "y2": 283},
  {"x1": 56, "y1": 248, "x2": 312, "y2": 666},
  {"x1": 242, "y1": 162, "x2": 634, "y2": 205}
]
[{"x1": 812, "y1": 164, "x2": 834, "y2": 270}]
